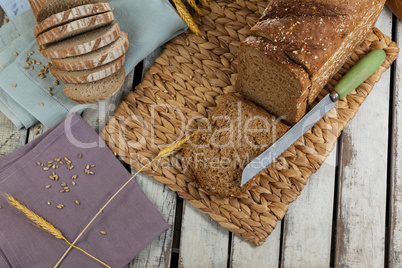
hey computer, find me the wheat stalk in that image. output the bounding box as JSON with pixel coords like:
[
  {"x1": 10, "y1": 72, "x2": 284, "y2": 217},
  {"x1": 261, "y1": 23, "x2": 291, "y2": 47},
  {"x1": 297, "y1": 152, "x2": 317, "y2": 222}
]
[
  {"x1": 187, "y1": 0, "x2": 203, "y2": 15},
  {"x1": 4, "y1": 194, "x2": 111, "y2": 268},
  {"x1": 54, "y1": 133, "x2": 197, "y2": 267},
  {"x1": 173, "y1": 0, "x2": 200, "y2": 35}
]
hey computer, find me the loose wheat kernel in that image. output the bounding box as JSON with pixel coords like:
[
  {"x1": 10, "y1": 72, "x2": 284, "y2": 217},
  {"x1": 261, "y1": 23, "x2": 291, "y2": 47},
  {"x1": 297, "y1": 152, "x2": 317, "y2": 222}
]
[{"x1": 13, "y1": 52, "x2": 18, "y2": 56}]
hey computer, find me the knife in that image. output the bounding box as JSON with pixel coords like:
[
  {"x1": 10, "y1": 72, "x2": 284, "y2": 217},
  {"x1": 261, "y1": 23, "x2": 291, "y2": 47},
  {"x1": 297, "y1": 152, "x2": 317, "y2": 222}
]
[{"x1": 241, "y1": 49, "x2": 387, "y2": 186}]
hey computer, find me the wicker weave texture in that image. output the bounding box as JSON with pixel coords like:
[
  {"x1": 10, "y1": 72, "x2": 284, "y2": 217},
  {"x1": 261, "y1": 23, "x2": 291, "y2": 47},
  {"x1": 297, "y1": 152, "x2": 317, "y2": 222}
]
[{"x1": 101, "y1": 0, "x2": 399, "y2": 246}]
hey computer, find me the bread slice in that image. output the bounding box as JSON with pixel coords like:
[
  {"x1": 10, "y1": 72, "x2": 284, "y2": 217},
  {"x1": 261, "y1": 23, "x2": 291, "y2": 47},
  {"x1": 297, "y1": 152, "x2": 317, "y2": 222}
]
[
  {"x1": 29, "y1": 0, "x2": 107, "y2": 23},
  {"x1": 64, "y1": 68, "x2": 126, "y2": 103},
  {"x1": 34, "y1": 3, "x2": 112, "y2": 37},
  {"x1": 50, "y1": 55, "x2": 125, "y2": 84},
  {"x1": 51, "y1": 31, "x2": 128, "y2": 71},
  {"x1": 42, "y1": 23, "x2": 121, "y2": 59},
  {"x1": 181, "y1": 93, "x2": 289, "y2": 198},
  {"x1": 36, "y1": 11, "x2": 115, "y2": 46}
]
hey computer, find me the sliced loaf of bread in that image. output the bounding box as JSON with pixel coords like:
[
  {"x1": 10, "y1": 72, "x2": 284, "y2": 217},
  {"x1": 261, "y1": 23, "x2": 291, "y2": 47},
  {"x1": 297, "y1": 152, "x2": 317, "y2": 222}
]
[
  {"x1": 36, "y1": 11, "x2": 115, "y2": 46},
  {"x1": 50, "y1": 55, "x2": 125, "y2": 84},
  {"x1": 181, "y1": 93, "x2": 289, "y2": 198},
  {"x1": 51, "y1": 31, "x2": 128, "y2": 71},
  {"x1": 29, "y1": 0, "x2": 107, "y2": 23},
  {"x1": 64, "y1": 68, "x2": 125, "y2": 103},
  {"x1": 34, "y1": 3, "x2": 112, "y2": 37},
  {"x1": 42, "y1": 23, "x2": 121, "y2": 59}
]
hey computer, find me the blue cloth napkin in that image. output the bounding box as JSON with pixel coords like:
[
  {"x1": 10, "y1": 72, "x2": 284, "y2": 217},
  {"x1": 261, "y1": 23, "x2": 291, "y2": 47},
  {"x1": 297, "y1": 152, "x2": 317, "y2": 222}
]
[{"x1": 0, "y1": 0, "x2": 187, "y2": 129}]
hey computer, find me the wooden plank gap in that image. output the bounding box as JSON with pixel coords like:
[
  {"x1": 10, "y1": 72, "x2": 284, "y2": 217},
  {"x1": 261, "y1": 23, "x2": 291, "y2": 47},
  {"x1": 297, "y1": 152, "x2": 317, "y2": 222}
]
[
  {"x1": 279, "y1": 216, "x2": 286, "y2": 267},
  {"x1": 388, "y1": 15, "x2": 402, "y2": 268},
  {"x1": 329, "y1": 137, "x2": 343, "y2": 268},
  {"x1": 170, "y1": 196, "x2": 184, "y2": 268},
  {"x1": 132, "y1": 61, "x2": 144, "y2": 90},
  {"x1": 384, "y1": 14, "x2": 398, "y2": 268},
  {"x1": 226, "y1": 232, "x2": 232, "y2": 268}
]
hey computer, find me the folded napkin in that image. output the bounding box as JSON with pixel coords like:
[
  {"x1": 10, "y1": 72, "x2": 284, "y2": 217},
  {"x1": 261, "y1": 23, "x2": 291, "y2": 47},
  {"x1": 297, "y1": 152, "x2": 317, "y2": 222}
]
[
  {"x1": 0, "y1": 113, "x2": 168, "y2": 267},
  {"x1": 0, "y1": 0, "x2": 187, "y2": 129}
]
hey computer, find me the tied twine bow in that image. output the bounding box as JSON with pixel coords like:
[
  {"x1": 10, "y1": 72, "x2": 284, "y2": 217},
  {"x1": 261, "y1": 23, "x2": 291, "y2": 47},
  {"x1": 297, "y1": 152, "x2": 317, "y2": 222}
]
[{"x1": 4, "y1": 132, "x2": 197, "y2": 267}]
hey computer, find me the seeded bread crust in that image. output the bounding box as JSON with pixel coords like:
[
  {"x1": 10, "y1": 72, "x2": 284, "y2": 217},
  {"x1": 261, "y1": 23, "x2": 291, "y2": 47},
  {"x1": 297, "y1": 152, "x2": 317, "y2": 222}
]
[
  {"x1": 29, "y1": 0, "x2": 107, "y2": 23},
  {"x1": 181, "y1": 93, "x2": 289, "y2": 198},
  {"x1": 64, "y1": 68, "x2": 126, "y2": 104},
  {"x1": 34, "y1": 3, "x2": 112, "y2": 37},
  {"x1": 50, "y1": 55, "x2": 125, "y2": 84},
  {"x1": 236, "y1": 0, "x2": 385, "y2": 125},
  {"x1": 42, "y1": 23, "x2": 121, "y2": 59},
  {"x1": 51, "y1": 32, "x2": 128, "y2": 71},
  {"x1": 36, "y1": 11, "x2": 115, "y2": 46}
]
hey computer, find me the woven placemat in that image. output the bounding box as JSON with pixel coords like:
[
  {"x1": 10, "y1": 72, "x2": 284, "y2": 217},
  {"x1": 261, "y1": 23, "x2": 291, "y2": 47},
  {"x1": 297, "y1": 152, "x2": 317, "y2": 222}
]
[{"x1": 101, "y1": 0, "x2": 399, "y2": 246}]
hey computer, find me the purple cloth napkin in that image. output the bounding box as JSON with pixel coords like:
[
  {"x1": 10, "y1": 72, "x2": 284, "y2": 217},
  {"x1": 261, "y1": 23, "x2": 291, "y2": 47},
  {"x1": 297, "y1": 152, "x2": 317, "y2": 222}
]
[{"x1": 0, "y1": 113, "x2": 168, "y2": 267}]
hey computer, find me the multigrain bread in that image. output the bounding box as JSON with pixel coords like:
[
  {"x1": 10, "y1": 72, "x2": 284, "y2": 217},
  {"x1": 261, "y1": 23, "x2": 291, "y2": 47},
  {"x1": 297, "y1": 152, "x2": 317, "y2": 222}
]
[
  {"x1": 387, "y1": 0, "x2": 402, "y2": 20},
  {"x1": 42, "y1": 23, "x2": 121, "y2": 59},
  {"x1": 36, "y1": 11, "x2": 115, "y2": 46},
  {"x1": 64, "y1": 68, "x2": 125, "y2": 103},
  {"x1": 236, "y1": 0, "x2": 385, "y2": 125},
  {"x1": 29, "y1": 0, "x2": 107, "y2": 23},
  {"x1": 182, "y1": 94, "x2": 289, "y2": 198},
  {"x1": 34, "y1": 3, "x2": 112, "y2": 37},
  {"x1": 51, "y1": 31, "x2": 128, "y2": 71},
  {"x1": 50, "y1": 55, "x2": 125, "y2": 84}
]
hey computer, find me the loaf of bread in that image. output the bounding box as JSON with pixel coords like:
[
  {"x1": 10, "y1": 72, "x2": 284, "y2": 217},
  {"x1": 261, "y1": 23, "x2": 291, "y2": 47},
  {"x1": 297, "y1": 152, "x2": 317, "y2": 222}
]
[
  {"x1": 29, "y1": 0, "x2": 107, "y2": 23},
  {"x1": 36, "y1": 11, "x2": 115, "y2": 46},
  {"x1": 51, "y1": 32, "x2": 128, "y2": 71},
  {"x1": 182, "y1": 93, "x2": 289, "y2": 198},
  {"x1": 64, "y1": 68, "x2": 126, "y2": 103},
  {"x1": 34, "y1": 3, "x2": 112, "y2": 37},
  {"x1": 236, "y1": 0, "x2": 385, "y2": 125},
  {"x1": 42, "y1": 23, "x2": 121, "y2": 59},
  {"x1": 29, "y1": 0, "x2": 127, "y2": 103},
  {"x1": 50, "y1": 56, "x2": 125, "y2": 84},
  {"x1": 387, "y1": 0, "x2": 402, "y2": 20}
]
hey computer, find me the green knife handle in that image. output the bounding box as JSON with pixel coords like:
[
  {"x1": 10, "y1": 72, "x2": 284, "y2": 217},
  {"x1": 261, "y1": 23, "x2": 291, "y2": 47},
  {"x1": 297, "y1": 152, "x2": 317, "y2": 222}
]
[{"x1": 333, "y1": 49, "x2": 386, "y2": 99}]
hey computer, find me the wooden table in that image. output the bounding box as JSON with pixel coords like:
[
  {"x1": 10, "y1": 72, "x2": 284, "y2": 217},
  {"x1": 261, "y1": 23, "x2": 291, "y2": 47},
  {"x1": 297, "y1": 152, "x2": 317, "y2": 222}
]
[{"x1": 1, "y1": 6, "x2": 402, "y2": 268}]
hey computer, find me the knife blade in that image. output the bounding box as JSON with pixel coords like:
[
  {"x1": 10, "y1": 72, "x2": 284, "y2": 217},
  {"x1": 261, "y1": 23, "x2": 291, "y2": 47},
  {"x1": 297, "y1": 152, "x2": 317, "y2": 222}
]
[{"x1": 241, "y1": 49, "x2": 387, "y2": 186}]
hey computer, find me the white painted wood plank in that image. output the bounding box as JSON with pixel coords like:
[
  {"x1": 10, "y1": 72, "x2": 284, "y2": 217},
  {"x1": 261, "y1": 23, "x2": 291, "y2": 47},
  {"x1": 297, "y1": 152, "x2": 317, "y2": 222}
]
[
  {"x1": 179, "y1": 201, "x2": 229, "y2": 268},
  {"x1": 0, "y1": 112, "x2": 27, "y2": 156},
  {"x1": 282, "y1": 147, "x2": 337, "y2": 267},
  {"x1": 126, "y1": 46, "x2": 177, "y2": 268},
  {"x1": 128, "y1": 172, "x2": 177, "y2": 268},
  {"x1": 231, "y1": 222, "x2": 281, "y2": 268},
  {"x1": 335, "y1": 10, "x2": 392, "y2": 267},
  {"x1": 389, "y1": 17, "x2": 402, "y2": 268}
]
